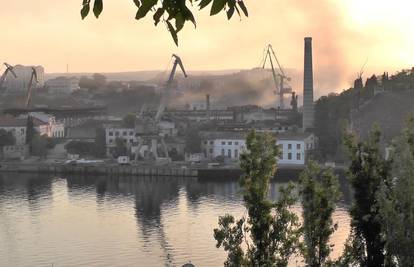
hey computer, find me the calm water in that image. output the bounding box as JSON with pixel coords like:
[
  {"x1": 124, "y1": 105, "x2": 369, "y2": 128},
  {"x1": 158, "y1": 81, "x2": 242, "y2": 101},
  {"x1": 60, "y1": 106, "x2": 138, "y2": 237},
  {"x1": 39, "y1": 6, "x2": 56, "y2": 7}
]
[{"x1": 0, "y1": 174, "x2": 351, "y2": 267}]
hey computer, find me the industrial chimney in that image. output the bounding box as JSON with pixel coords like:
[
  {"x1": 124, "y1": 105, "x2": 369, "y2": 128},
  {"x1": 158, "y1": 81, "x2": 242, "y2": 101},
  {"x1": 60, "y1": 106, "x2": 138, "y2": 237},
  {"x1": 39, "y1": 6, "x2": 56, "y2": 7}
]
[
  {"x1": 206, "y1": 94, "x2": 211, "y2": 121},
  {"x1": 303, "y1": 37, "x2": 314, "y2": 131}
]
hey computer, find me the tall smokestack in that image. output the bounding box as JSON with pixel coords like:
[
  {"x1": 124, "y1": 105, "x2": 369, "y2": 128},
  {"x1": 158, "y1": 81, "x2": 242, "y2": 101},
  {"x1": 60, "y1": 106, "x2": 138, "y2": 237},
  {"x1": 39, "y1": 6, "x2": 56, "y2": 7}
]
[
  {"x1": 303, "y1": 37, "x2": 314, "y2": 131},
  {"x1": 206, "y1": 94, "x2": 210, "y2": 121}
]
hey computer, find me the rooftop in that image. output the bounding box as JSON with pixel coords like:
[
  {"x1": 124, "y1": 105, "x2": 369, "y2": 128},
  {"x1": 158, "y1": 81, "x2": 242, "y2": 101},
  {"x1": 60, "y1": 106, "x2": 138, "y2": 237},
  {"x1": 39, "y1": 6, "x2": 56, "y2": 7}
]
[
  {"x1": 0, "y1": 115, "x2": 27, "y2": 127},
  {"x1": 200, "y1": 131, "x2": 313, "y2": 141}
]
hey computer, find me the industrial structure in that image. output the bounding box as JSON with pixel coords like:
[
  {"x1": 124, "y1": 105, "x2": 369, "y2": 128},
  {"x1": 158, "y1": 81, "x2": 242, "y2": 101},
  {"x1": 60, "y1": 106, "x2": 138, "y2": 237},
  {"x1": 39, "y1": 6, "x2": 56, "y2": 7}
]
[
  {"x1": 261, "y1": 44, "x2": 294, "y2": 109},
  {"x1": 302, "y1": 37, "x2": 314, "y2": 131},
  {"x1": 134, "y1": 54, "x2": 188, "y2": 162},
  {"x1": 0, "y1": 63, "x2": 17, "y2": 90}
]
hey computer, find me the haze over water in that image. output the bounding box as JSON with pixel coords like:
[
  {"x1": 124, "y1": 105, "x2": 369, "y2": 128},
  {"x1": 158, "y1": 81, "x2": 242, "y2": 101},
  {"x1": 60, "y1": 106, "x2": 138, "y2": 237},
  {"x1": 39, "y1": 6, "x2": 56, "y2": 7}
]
[{"x1": 0, "y1": 174, "x2": 351, "y2": 267}]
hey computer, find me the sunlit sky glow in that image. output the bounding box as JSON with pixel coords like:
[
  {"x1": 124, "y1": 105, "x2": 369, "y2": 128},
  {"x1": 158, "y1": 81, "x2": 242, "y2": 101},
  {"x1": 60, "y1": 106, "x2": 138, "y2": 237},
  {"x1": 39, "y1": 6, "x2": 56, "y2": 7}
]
[{"x1": 1, "y1": 0, "x2": 413, "y2": 91}]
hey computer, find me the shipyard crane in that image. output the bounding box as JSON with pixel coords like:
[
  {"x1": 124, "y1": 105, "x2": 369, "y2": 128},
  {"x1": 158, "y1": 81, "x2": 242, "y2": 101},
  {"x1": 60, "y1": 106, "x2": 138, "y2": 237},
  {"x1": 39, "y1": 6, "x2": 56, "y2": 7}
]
[
  {"x1": 25, "y1": 67, "x2": 38, "y2": 108},
  {"x1": 134, "y1": 54, "x2": 188, "y2": 162},
  {"x1": 155, "y1": 54, "x2": 188, "y2": 121},
  {"x1": 0, "y1": 63, "x2": 17, "y2": 89},
  {"x1": 261, "y1": 44, "x2": 293, "y2": 109}
]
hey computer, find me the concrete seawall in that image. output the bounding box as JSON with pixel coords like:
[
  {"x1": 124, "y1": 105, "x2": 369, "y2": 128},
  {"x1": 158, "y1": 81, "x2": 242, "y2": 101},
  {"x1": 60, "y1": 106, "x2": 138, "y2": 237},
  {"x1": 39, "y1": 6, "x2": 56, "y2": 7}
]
[
  {"x1": 0, "y1": 163, "x2": 198, "y2": 177},
  {"x1": 0, "y1": 162, "x2": 312, "y2": 180}
]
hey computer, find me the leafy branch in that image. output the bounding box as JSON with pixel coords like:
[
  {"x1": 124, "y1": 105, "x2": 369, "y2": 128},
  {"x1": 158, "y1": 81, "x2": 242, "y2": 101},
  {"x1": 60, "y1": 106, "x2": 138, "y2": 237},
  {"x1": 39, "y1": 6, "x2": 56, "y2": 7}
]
[{"x1": 80, "y1": 0, "x2": 248, "y2": 45}]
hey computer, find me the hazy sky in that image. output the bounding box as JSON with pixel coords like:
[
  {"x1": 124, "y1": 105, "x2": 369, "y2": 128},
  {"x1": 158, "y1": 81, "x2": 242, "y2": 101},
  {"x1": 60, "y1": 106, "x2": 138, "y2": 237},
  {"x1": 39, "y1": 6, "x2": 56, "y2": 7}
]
[{"x1": 1, "y1": 0, "x2": 414, "y2": 92}]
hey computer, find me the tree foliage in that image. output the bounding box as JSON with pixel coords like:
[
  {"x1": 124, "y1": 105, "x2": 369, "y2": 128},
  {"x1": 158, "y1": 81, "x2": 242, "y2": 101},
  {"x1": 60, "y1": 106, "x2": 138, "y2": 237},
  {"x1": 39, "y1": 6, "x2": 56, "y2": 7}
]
[
  {"x1": 80, "y1": 0, "x2": 248, "y2": 45},
  {"x1": 214, "y1": 131, "x2": 301, "y2": 267},
  {"x1": 122, "y1": 113, "x2": 137, "y2": 128},
  {"x1": 0, "y1": 129, "x2": 15, "y2": 147},
  {"x1": 299, "y1": 161, "x2": 341, "y2": 267},
  {"x1": 378, "y1": 117, "x2": 414, "y2": 266},
  {"x1": 344, "y1": 127, "x2": 391, "y2": 267},
  {"x1": 31, "y1": 134, "x2": 49, "y2": 158}
]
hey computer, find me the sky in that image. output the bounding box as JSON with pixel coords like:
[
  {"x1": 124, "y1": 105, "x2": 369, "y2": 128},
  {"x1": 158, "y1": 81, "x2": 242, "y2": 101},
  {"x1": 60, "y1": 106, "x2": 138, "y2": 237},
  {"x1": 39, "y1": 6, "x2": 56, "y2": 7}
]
[{"x1": 1, "y1": 0, "x2": 414, "y2": 93}]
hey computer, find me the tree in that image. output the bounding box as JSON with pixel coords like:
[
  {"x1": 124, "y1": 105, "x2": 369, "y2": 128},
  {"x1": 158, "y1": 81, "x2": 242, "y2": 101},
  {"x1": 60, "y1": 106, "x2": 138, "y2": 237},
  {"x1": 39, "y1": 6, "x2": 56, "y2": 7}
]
[
  {"x1": 344, "y1": 127, "x2": 391, "y2": 267},
  {"x1": 378, "y1": 118, "x2": 414, "y2": 266},
  {"x1": 122, "y1": 113, "x2": 137, "y2": 128},
  {"x1": 114, "y1": 137, "x2": 127, "y2": 158},
  {"x1": 214, "y1": 131, "x2": 301, "y2": 267},
  {"x1": 26, "y1": 115, "x2": 35, "y2": 146},
  {"x1": 0, "y1": 129, "x2": 15, "y2": 147},
  {"x1": 298, "y1": 161, "x2": 341, "y2": 267},
  {"x1": 80, "y1": 0, "x2": 248, "y2": 45},
  {"x1": 31, "y1": 134, "x2": 48, "y2": 158},
  {"x1": 94, "y1": 127, "x2": 107, "y2": 157}
]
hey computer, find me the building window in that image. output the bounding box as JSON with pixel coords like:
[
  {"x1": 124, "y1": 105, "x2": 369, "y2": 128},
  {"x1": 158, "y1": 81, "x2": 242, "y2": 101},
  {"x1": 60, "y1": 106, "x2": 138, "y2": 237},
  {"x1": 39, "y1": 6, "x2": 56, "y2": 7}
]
[
  {"x1": 204, "y1": 141, "x2": 208, "y2": 145},
  {"x1": 130, "y1": 139, "x2": 134, "y2": 143},
  {"x1": 129, "y1": 131, "x2": 134, "y2": 136},
  {"x1": 221, "y1": 141, "x2": 225, "y2": 145},
  {"x1": 297, "y1": 153, "x2": 301, "y2": 160},
  {"x1": 109, "y1": 139, "x2": 113, "y2": 143},
  {"x1": 221, "y1": 149, "x2": 225, "y2": 156},
  {"x1": 279, "y1": 145, "x2": 283, "y2": 158},
  {"x1": 228, "y1": 141, "x2": 232, "y2": 145},
  {"x1": 109, "y1": 132, "x2": 113, "y2": 136},
  {"x1": 123, "y1": 131, "x2": 127, "y2": 136},
  {"x1": 297, "y1": 143, "x2": 301, "y2": 150},
  {"x1": 228, "y1": 149, "x2": 231, "y2": 158},
  {"x1": 288, "y1": 143, "x2": 292, "y2": 150},
  {"x1": 209, "y1": 148, "x2": 213, "y2": 154},
  {"x1": 235, "y1": 149, "x2": 239, "y2": 158},
  {"x1": 288, "y1": 153, "x2": 292, "y2": 160},
  {"x1": 235, "y1": 141, "x2": 239, "y2": 145},
  {"x1": 115, "y1": 131, "x2": 119, "y2": 137},
  {"x1": 210, "y1": 141, "x2": 213, "y2": 145}
]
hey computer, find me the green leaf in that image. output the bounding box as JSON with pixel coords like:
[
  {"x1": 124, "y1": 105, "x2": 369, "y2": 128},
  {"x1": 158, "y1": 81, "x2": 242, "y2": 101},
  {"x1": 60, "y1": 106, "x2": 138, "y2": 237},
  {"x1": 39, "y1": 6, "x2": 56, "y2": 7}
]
[
  {"x1": 210, "y1": 0, "x2": 226, "y2": 15},
  {"x1": 182, "y1": 6, "x2": 196, "y2": 27},
  {"x1": 133, "y1": 0, "x2": 141, "y2": 8},
  {"x1": 175, "y1": 13, "x2": 185, "y2": 32},
  {"x1": 153, "y1": 8, "x2": 164, "y2": 26},
  {"x1": 166, "y1": 21, "x2": 178, "y2": 46},
  {"x1": 198, "y1": 0, "x2": 213, "y2": 9},
  {"x1": 80, "y1": 3, "x2": 90, "y2": 19},
  {"x1": 93, "y1": 0, "x2": 103, "y2": 18},
  {"x1": 237, "y1": 0, "x2": 248, "y2": 17},
  {"x1": 135, "y1": 0, "x2": 157, "y2": 20},
  {"x1": 227, "y1": 6, "x2": 235, "y2": 19}
]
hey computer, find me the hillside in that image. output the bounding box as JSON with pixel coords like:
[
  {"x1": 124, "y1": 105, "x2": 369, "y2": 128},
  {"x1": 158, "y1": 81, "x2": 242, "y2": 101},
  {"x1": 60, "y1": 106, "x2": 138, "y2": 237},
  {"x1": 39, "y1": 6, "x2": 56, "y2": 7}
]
[{"x1": 354, "y1": 90, "x2": 414, "y2": 140}]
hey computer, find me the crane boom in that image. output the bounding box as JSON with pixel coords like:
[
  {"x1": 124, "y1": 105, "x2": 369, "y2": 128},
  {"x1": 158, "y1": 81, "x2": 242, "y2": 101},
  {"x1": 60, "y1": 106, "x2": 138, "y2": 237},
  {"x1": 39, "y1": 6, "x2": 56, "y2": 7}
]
[
  {"x1": 155, "y1": 54, "x2": 188, "y2": 121},
  {"x1": 0, "y1": 63, "x2": 17, "y2": 89},
  {"x1": 25, "y1": 67, "x2": 38, "y2": 108},
  {"x1": 262, "y1": 44, "x2": 292, "y2": 109}
]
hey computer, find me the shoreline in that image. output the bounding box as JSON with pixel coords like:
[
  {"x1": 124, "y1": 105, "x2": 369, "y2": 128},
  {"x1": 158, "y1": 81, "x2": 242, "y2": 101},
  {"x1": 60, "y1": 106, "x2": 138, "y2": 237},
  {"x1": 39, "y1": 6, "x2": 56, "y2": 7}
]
[{"x1": 0, "y1": 161, "x2": 313, "y2": 179}]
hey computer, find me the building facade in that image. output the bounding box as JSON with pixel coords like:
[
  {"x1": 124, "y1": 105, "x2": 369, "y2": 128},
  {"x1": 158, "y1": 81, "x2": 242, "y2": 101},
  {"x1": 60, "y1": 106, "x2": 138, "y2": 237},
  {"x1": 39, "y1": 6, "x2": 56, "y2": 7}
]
[
  {"x1": 45, "y1": 76, "x2": 80, "y2": 95},
  {"x1": 0, "y1": 116, "x2": 27, "y2": 145},
  {"x1": 29, "y1": 112, "x2": 65, "y2": 138},
  {"x1": 200, "y1": 131, "x2": 316, "y2": 165}
]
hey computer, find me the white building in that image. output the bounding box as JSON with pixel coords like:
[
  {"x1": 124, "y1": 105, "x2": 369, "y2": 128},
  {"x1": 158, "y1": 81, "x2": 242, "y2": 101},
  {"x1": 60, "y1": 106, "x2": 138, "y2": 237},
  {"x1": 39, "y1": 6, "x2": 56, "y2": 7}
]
[
  {"x1": 3, "y1": 65, "x2": 45, "y2": 93},
  {"x1": 105, "y1": 127, "x2": 136, "y2": 155},
  {"x1": 45, "y1": 76, "x2": 80, "y2": 95},
  {"x1": 200, "y1": 131, "x2": 317, "y2": 165},
  {"x1": 0, "y1": 115, "x2": 27, "y2": 145},
  {"x1": 29, "y1": 112, "x2": 65, "y2": 138}
]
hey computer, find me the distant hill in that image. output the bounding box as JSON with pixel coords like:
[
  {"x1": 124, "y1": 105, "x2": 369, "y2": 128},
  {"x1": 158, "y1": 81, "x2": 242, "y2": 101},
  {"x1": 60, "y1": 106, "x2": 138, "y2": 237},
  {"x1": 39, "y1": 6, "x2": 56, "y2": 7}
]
[{"x1": 354, "y1": 90, "x2": 414, "y2": 141}]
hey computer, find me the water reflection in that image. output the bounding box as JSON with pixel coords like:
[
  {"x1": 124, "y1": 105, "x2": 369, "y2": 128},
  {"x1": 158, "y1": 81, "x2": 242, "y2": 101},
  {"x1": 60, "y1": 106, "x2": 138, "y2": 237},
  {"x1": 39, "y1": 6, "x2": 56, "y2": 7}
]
[{"x1": 0, "y1": 173, "x2": 352, "y2": 267}]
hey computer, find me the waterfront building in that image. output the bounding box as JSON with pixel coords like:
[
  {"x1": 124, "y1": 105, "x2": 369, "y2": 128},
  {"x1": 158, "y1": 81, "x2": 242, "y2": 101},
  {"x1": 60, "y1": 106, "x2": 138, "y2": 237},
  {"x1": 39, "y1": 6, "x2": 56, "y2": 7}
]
[
  {"x1": 200, "y1": 131, "x2": 316, "y2": 165},
  {"x1": 0, "y1": 115, "x2": 27, "y2": 145},
  {"x1": 29, "y1": 112, "x2": 65, "y2": 138}
]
